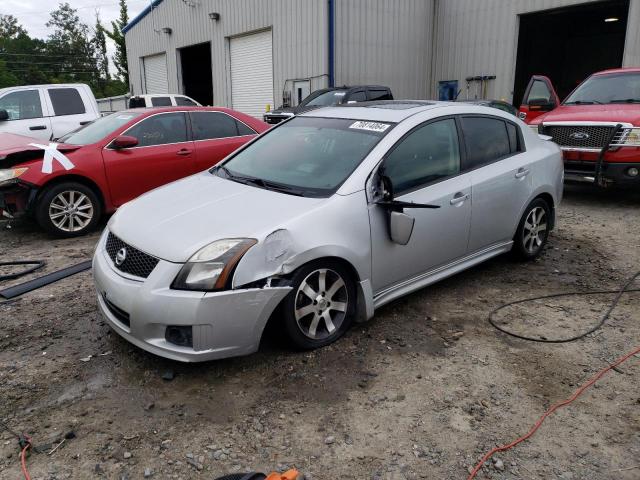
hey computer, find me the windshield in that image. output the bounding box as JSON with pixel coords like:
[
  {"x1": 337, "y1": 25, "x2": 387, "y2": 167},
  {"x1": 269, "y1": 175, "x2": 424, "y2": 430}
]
[
  {"x1": 59, "y1": 111, "x2": 142, "y2": 145},
  {"x1": 302, "y1": 90, "x2": 348, "y2": 107},
  {"x1": 214, "y1": 116, "x2": 392, "y2": 197},
  {"x1": 564, "y1": 73, "x2": 640, "y2": 104}
]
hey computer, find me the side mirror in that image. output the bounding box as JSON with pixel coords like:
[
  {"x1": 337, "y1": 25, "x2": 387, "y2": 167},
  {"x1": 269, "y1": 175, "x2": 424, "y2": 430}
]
[
  {"x1": 527, "y1": 98, "x2": 556, "y2": 111},
  {"x1": 0, "y1": 109, "x2": 8, "y2": 121},
  {"x1": 374, "y1": 174, "x2": 440, "y2": 245},
  {"x1": 111, "y1": 135, "x2": 138, "y2": 149}
]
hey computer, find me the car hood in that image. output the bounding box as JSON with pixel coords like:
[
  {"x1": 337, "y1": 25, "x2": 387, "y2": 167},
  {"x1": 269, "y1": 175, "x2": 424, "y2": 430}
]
[
  {"x1": 0, "y1": 133, "x2": 82, "y2": 167},
  {"x1": 533, "y1": 104, "x2": 640, "y2": 126},
  {"x1": 108, "y1": 172, "x2": 325, "y2": 263}
]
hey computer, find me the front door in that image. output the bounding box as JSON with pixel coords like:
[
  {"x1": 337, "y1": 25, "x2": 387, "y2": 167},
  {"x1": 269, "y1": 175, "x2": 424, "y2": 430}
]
[
  {"x1": 518, "y1": 75, "x2": 559, "y2": 123},
  {"x1": 102, "y1": 112, "x2": 195, "y2": 206},
  {"x1": 369, "y1": 118, "x2": 472, "y2": 293},
  {"x1": 0, "y1": 88, "x2": 52, "y2": 140}
]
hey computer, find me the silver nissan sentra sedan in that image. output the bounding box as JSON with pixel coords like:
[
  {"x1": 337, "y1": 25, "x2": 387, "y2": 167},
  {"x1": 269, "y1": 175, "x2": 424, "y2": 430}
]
[{"x1": 92, "y1": 101, "x2": 563, "y2": 362}]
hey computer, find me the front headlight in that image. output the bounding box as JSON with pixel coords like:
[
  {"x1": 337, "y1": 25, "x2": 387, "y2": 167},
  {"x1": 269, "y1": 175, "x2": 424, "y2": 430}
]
[
  {"x1": 0, "y1": 167, "x2": 28, "y2": 186},
  {"x1": 171, "y1": 238, "x2": 257, "y2": 291},
  {"x1": 614, "y1": 128, "x2": 640, "y2": 147}
]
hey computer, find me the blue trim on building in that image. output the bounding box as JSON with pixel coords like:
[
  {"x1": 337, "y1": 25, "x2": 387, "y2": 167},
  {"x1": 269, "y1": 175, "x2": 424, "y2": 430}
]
[
  {"x1": 328, "y1": 0, "x2": 335, "y2": 87},
  {"x1": 122, "y1": 0, "x2": 164, "y2": 34}
]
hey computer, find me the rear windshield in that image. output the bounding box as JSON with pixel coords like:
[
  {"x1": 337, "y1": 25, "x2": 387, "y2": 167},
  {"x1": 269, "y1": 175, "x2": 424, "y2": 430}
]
[
  {"x1": 215, "y1": 116, "x2": 392, "y2": 197},
  {"x1": 59, "y1": 112, "x2": 142, "y2": 145},
  {"x1": 564, "y1": 72, "x2": 640, "y2": 105},
  {"x1": 302, "y1": 90, "x2": 348, "y2": 107}
]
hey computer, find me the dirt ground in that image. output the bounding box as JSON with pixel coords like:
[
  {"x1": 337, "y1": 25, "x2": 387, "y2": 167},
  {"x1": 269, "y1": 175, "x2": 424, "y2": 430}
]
[{"x1": 1, "y1": 184, "x2": 639, "y2": 480}]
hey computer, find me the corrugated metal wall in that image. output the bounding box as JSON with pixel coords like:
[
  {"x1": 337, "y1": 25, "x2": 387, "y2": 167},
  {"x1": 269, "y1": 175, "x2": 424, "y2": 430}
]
[
  {"x1": 125, "y1": 0, "x2": 328, "y2": 109},
  {"x1": 334, "y1": 0, "x2": 435, "y2": 99},
  {"x1": 431, "y1": 0, "x2": 640, "y2": 102}
]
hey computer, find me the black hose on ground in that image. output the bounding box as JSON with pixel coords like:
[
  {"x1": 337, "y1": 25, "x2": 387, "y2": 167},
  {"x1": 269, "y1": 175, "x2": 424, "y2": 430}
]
[
  {"x1": 488, "y1": 271, "x2": 640, "y2": 343},
  {"x1": 0, "y1": 261, "x2": 45, "y2": 282}
]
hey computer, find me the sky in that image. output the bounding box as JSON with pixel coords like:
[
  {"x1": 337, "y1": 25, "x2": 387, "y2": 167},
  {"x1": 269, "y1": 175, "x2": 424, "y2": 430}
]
[{"x1": 1, "y1": 0, "x2": 149, "y2": 74}]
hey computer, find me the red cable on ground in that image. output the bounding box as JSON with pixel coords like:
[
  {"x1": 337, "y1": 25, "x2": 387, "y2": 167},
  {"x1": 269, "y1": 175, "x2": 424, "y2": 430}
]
[
  {"x1": 20, "y1": 435, "x2": 32, "y2": 480},
  {"x1": 467, "y1": 345, "x2": 640, "y2": 480}
]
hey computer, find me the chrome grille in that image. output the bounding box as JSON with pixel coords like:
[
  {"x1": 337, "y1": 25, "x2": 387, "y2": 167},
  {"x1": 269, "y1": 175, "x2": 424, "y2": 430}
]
[
  {"x1": 105, "y1": 232, "x2": 159, "y2": 279},
  {"x1": 543, "y1": 125, "x2": 614, "y2": 150}
]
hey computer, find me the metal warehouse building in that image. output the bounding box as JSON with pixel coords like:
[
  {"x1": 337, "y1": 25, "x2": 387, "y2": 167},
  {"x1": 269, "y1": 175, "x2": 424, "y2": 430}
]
[{"x1": 124, "y1": 0, "x2": 640, "y2": 118}]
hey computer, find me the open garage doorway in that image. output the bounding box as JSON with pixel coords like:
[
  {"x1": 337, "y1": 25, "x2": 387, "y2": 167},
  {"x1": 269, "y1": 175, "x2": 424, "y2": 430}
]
[
  {"x1": 179, "y1": 42, "x2": 213, "y2": 106},
  {"x1": 513, "y1": 0, "x2": 629, "y2": 106}
]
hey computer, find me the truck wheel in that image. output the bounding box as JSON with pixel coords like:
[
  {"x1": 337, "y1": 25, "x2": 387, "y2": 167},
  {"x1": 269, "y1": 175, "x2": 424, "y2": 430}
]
[
  {"x1": 35, "y1": 182, "x2": 101, "y2": 237},
  {"x1": 282, "y1": 260, "x2": 356, "y2": 350},
  {"x1": 512, "y1": 198, "x2": 551, "y2": 260}
]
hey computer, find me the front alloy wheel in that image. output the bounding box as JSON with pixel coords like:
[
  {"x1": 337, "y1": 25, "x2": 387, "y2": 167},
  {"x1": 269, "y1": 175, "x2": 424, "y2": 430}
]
[
  {"x1": 282, "y1": 261, "x2": 356, "y2": 349},
  {"x1": 35, "y1": 181, "x2": 101, "y2": 237}
]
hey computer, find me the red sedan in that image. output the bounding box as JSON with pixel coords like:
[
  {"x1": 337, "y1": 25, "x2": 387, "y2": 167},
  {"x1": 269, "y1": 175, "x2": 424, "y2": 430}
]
[{"x1": 0, "y1": 107, "x2": 268, "y2": 236}]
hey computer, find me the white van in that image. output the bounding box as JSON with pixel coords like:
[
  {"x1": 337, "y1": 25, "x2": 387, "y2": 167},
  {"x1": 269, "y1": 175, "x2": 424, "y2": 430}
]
[{"x1": 0, "y1": 84, "x2": 100, "y2": 141}]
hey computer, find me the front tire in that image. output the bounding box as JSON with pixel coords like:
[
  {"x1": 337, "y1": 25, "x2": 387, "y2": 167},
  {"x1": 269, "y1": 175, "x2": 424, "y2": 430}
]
[
  {"x1": 35, "y1": 182, "x2": 101, "y2": 237},
  {"x1": 512, "y1": 198, "x2": 551, "y2": 260},
  {"x1": 282, "y1": 260, "x2": 357, "y2": 350}
]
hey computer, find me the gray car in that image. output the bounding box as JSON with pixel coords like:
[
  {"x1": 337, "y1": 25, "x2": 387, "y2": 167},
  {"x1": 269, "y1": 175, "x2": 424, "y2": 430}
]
[{"x1": 92, "y1": 101, "x2": 563, "y2": 362}]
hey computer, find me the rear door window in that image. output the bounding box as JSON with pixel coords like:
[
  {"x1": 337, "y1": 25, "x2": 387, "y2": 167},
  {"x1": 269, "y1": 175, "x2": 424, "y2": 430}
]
[
  {"x1": 48, "y1": 88, "x2": 86, "y2": 116},
  {"x1": 124, "y1": 112, "x2": 188, "y2": 147},
  {"x1": 460, "y1": 116, "x2": 512, "y2": 170},
  {"x1": 0, "y1": 89, "x2": 43, "y2": 120},
  {"x1": 151, "y1": 96, "x2": 172, "y2": 107},
  {"x1": 191, "y1": 111, "x2": 253, "y2": 140}
]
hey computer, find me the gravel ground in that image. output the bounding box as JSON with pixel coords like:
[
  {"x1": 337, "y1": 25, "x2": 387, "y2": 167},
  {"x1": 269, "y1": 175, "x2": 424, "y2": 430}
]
[{"x1": 1, "y1": 184, "x2": 639, "y2": 480}]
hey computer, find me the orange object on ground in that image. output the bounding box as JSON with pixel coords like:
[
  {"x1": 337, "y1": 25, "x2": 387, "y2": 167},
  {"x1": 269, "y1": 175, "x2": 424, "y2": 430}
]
[{"x1": 265, "y1": 469, "x2": 301, "y2": 480}]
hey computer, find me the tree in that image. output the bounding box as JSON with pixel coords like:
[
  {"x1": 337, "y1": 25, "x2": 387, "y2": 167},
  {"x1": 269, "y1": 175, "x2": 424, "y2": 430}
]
[
  {"x1": 0, "y1": 14, "x2": 26, "y2": 40},
  {"x1": 93, "y1": 13, "x2": 110, "y2": 82},
  {"x1": 106, "y1": 0, "x2": 129, "y2": 86}
]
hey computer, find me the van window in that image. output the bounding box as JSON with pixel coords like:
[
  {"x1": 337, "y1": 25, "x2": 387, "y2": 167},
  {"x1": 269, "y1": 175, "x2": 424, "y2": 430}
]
[
  {"x1": 151, "y1": 96, "x2": 172, "y2": 107},
  {"x1": 384, "y1": 118, "x2": 460, "y2": 195},
  {"x1": 175, "y1": 96, "x2": 197, "y2": 106},
  {"x1": 0, "y1": 90, "x2": 43, "y2": 120},
  {"x1": 48, "y1": 88, "x2": 86, "y2": 116},
  {"x1": 460, "y1": 117, "x2": 511, "y2": 169}
]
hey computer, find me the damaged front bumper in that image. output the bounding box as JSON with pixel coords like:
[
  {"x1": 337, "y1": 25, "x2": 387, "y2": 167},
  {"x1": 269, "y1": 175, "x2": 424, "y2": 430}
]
[
  {"x1": 92, "y1": 233, "x2": 292, "y2": 362},
  {"x1": 0, "y1": 182, "x2": 37, "y2": 218}
]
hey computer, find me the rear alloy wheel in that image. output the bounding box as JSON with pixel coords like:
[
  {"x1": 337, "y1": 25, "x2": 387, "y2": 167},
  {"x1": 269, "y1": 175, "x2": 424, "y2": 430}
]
[
  {"x1": 282, "y1": 261, "x2": 356, "y2": 349},
  {"x1": 36, "y1": 182, "x2": 101, "y2": 237},
  {"x1": 513, "y1": 198, "x2": 551, "y2": 260}
]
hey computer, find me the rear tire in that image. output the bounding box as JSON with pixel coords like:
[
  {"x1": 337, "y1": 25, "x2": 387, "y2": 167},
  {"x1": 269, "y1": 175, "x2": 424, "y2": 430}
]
[
  {"x1": 512, "y1": 198, "x2": 551, "y2": 260},
  {"x1": 35, "y1": 182, "x2": 101, "y2": 237},
  {"x1": 282, "y1": 260, "x2": 357, "y2": 350}
]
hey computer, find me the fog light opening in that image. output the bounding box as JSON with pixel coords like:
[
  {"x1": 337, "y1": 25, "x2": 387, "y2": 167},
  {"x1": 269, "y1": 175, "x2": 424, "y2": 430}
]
[
  {"x1": 627, "y1": 167, "x2": 639, "y2": 177},
  {"x1": 165, "y1": 326, "x2": 193, "y2": 348}
]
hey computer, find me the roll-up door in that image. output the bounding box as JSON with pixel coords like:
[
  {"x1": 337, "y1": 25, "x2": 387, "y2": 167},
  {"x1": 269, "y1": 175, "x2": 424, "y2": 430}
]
[
  {"x1": 143, "y1": 53, "x2": 168, "y2": 94},
  {"x1": 230, "y1": 30, "x2": 274, "y2": 118}
]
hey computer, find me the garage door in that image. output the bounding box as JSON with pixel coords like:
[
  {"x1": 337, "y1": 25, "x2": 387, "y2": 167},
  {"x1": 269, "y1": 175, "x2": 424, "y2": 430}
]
[
  {"x1": 143, "y1": 53, "x2": 168, "y2": 94},
  {"x1": 230, "y1": 30, "x2": 274, "y2": 118}
]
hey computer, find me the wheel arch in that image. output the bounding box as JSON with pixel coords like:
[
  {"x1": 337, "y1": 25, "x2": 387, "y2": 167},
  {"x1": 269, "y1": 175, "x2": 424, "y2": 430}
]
[{"x1": 533, "y1": 191, "x2": 555, "y2": 230}]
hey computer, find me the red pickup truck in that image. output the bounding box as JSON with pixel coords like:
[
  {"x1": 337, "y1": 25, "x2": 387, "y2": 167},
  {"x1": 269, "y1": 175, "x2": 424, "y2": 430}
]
[{"x1": 519, "y1": 68, "x2": 640, "y2": 187}]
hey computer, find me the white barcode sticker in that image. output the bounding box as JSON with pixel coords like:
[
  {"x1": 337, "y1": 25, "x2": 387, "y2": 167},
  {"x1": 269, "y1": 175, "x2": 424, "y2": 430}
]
[{"x1": 349, "y1": 121, "x2": 390, "y2": 132}]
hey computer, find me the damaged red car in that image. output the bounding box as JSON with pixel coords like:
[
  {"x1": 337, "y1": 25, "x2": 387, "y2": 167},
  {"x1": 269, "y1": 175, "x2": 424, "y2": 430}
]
[{"x1": 0, "y1": 107, "x2": 268, "y2": 236}]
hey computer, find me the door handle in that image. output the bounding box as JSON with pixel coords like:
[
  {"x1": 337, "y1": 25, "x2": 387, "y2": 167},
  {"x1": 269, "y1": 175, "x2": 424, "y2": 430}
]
[
  {"x1": 176, "y1": 148, "x2": 192, "y2": 156},
  {"x1": 515, "y1": 168, "x2": 530, "y2": 179},
  {"x1": 450, "y1": 192, "x2": 469, "y2": 205},
  {"x1": 29, "y1": 125, "x2": 47, "y2": 131}
]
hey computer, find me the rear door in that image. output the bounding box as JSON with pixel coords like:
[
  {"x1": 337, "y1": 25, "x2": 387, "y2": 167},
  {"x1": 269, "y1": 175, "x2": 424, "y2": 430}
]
[
  {"x1": 0, "y1": 88, "x2": 52, "y2": 140},
  {"x1": 518, "y1": 76, "x2": 560, "y2": 123},
  {"x1": 46, "y1": 86, "x2": 96, "y2": 139},
  {"x1": 101, "y1": 112, "x2": 195, "y2": 206},
  {"x1": 461, "y1": 115, "x2": 534, "y2": 253},
  {"x1": 189, "y1": 111, "x2": 257, "y2": 171}
]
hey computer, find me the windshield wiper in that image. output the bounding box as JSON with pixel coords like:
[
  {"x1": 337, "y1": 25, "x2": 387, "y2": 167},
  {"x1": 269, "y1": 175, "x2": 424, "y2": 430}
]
[
  {"x1": 609, "y1": 98, "x2": 640, "y2": 104},
  {"x1": 216, "y1": 166, "x2": 305, "y2": 196},
  {"x1": 564, "y1": 100, "x2": 602, "y2": 105}
]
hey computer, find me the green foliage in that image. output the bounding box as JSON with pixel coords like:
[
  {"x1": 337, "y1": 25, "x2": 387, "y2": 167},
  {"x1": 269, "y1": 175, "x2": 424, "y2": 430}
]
[
  {"x1": 105, "y1": 0, "x2": 129, "y2": 86},
  {"x1": 0, "y1": 5, "x2": 129, "y2": 98}
]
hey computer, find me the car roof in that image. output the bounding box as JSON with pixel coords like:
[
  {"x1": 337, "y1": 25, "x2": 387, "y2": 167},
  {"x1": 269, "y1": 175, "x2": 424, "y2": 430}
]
[
  {"x1": 120, "y1": 106, "x2": 238, "y2": 115},
  {"x1": 301, "y1": 100, "x2": 454, "y2": 122},
  {"x1": 594, "y1": 67, "x2": 640, "y2": 75}
]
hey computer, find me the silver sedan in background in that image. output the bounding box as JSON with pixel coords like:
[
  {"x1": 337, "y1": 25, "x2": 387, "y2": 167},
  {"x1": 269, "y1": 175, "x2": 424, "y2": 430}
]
[{"x1": 92, "y1": 101, "x2": 563, "y2": 362}]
